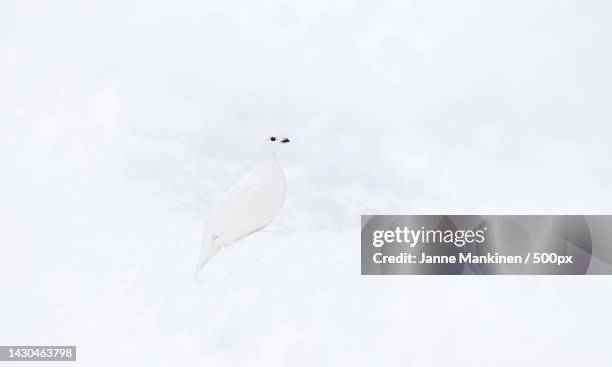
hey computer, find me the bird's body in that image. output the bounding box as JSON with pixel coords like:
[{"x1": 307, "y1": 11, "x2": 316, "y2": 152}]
[
  {"x1": 205, "y1": 156, "x2": 286, "y2": 246},
  {"x1": 195, "y1": 136, "x2": 290, "y2": 276}
]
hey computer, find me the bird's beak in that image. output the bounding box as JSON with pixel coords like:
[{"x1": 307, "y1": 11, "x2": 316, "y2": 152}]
[{"x1": 281, "y1": 138, "x2": 290, "y2": 143}]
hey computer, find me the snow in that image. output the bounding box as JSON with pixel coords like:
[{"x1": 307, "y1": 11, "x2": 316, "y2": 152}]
[{"x1": 1, "y1": 0, "x2": 612, "y2": 365}]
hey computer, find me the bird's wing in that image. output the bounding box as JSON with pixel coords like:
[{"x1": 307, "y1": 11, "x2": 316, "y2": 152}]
[{"x1": 207, "y1": 178, "x2": 274, "y2": 237}]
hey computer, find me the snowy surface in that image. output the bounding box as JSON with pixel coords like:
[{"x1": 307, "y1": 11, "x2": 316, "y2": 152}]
[{"x1": 1, "y1": 0, "x2": 612, "y2": 365}]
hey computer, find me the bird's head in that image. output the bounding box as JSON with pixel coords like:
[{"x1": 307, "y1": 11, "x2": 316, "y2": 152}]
[{"x1": 263, "y1": 135, "x2": 290, "y2": 154}]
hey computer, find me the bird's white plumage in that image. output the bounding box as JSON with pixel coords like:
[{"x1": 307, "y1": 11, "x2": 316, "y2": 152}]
[{"x1": 195, "y1": 136, "x2": 289, "y2": 276}]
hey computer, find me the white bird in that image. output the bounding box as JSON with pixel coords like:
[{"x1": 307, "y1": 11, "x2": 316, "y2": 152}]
[{"x1": 195, "y1": 135, "x2": 290, "y2": 277}]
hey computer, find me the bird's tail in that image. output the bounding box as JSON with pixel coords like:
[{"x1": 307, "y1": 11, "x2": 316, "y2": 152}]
[{"x1": 194, "y1": 232, "x2": 220, "y2": 279}]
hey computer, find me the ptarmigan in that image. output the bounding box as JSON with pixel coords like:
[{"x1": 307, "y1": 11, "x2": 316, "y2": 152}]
[{"x1": 195, "y1": 135, "x2": 290, "y2": 277}]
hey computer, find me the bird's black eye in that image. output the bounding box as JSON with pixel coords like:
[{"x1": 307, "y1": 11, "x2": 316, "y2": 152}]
[{"x1": 270, "y1": 137, "x2": 276, "y2": 141}]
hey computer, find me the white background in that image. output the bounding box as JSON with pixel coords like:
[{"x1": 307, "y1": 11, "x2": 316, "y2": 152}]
[{"x1": 1, "y1": 1, "x2": 611, "y2": 365}]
